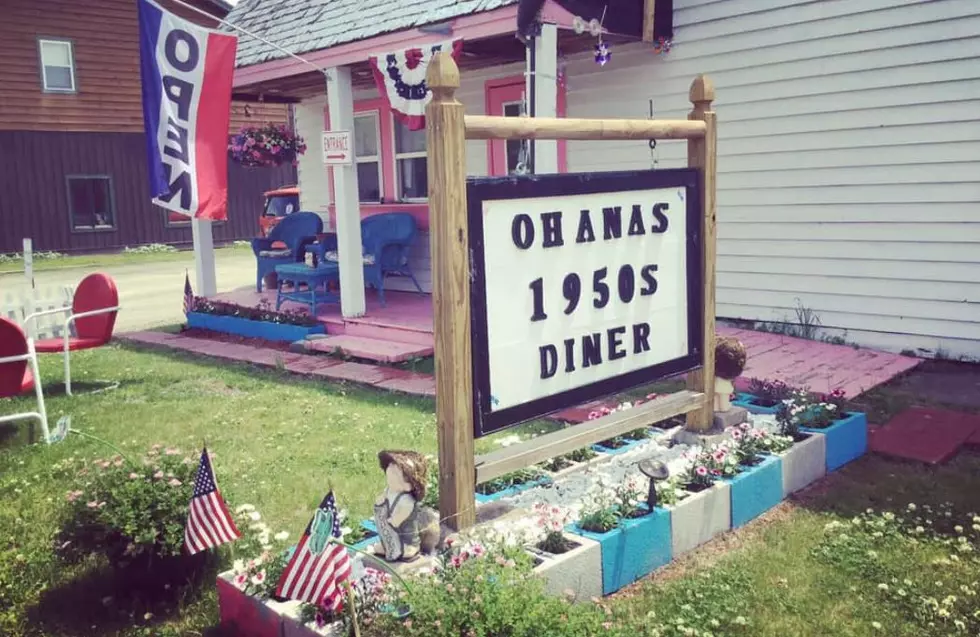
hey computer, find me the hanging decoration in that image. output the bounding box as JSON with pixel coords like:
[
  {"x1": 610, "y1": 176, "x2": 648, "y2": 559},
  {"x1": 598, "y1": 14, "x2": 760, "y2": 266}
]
[
  {"x1": 228, "y1": 124, "x2": 307, "y2": 168},
  {"x1": 594, "y1": 41, "x2": 611, "y2": 66},
  {"x1": 574, "y1": 6, "x2": 610, "y2": 67},
  {"x1": 368, "y1": 39, "x2": 463, "y2": 131},
  {"x1": 654, "y1": 36, "x2": 673, "y2": 56}
]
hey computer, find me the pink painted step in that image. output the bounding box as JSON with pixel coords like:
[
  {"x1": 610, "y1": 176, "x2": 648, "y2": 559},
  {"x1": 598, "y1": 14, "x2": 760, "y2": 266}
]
[
  {"x1": 320, "y1": 316, "x2": 434, "y2": 347},
  {"x1": 305, "y1": 334, "x2": 433, "y2": 364}
]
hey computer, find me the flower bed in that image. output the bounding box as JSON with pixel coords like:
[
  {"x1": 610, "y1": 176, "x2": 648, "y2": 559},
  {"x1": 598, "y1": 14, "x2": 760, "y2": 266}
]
[{"x1": 187, "y1": 312, "x2": 325, "y2": 343}]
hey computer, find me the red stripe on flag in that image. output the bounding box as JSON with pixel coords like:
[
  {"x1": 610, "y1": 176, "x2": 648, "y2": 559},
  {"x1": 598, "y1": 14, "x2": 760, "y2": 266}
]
[{"x1": 194, "y1": 31, "x2": 237, "y2": 221}]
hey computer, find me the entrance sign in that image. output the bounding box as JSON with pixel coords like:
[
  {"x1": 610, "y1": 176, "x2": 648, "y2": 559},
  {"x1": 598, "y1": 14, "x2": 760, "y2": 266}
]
[
  {"x1": 321, "y1": 130, "x2": 353, "y2": 165},
  {"x1": 468, "y1": 170, "x2": 703, "y2": 436}
]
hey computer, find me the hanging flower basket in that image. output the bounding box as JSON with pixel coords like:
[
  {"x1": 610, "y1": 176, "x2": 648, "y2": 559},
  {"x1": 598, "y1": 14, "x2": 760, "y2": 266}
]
[{"x1": 228, "y1": 124, "x2": 307, "y2": 168}]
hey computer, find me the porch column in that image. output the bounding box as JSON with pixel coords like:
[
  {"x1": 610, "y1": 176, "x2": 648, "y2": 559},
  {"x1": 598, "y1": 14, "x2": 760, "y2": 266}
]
[
  {"x1": 532, "y1": 22, "x2": 559, "y2": 173},
  {"x1": 191, "y1": 218, "x2": 217, "y2": 297},
  {"x1": 326, "y1": 66, "x2": 366, "y2": 318}
]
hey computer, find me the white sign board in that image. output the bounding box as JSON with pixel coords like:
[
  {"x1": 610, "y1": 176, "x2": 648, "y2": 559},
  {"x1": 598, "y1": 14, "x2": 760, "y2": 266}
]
[
  {"x1": 321, "y1": 130, "x2": 353, "y2": 165},
  {"x1": 467, "y1": 170, "x2": 701, "y2": 436}
]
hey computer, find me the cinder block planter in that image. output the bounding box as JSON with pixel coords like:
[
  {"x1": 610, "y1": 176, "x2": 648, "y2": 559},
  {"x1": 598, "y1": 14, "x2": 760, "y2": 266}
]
[
  {"x1": 724, "y1": 455, "x2": 783, "y2": 528},
  {"x1": 670, "y1": 481, "x2": 731, "y2": 557},
  {"x1": 801, "y1": 412, "x2": 867, "y2": 472},
  {"x1": 591, "y1": 436, "x2": 648, "y2": 456},
  {"x1": 569, "y1": 505, "x2": 672, "y2": 595},
  {"x1": 217, "y1": 572, "x2": 343, "y2": 637},
  {"x1": 475, "y1": 476, "x2": 552, "y2": 504},
  {"x1": 187, "y1": 312, "x2": 325, "y2": 343},
  {"x1": 779, "y1": 433, "x2": 826, "y2": 497},
  {"x1": 731, "y1": 392, "x2": 780, "y2": 415},
  {"x1": 530, "y1": 533, "x2": 603, "y2": 602}
]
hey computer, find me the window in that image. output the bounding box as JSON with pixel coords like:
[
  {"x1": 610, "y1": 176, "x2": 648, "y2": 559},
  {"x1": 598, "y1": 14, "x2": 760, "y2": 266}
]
[
  {"x1": 38, "y1": 38, "x2": 76, "y2": 93},
  {"x1": 502, "y1": 101, "x2": 525, "y2": 174},
  {"x1": 67, "y1": 176, "x2": 115, "y2": 231},
  {"x1": 393, "y1": 119, "x2": 427, "y2": 200},
  {"x1": 354, "y1": 113, "x2": 382, "y2": 202}
]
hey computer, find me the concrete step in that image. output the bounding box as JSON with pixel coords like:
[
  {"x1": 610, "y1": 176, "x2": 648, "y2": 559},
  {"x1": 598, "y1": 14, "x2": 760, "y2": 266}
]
[{"x1": 304, "y1": 334, "x2": 433, "y2": 364}]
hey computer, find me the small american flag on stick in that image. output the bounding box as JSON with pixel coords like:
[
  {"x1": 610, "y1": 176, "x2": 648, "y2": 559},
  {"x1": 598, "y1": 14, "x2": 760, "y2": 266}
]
[
  {"x1": 184, "y1": 448, "x2": 241, "y2": 554},
  {"x1": 275, "y1": 491, "x2": 352, "y2": 611},
  {"x1": 183, "y1": 271, "x2": 194, "y2": 315}
]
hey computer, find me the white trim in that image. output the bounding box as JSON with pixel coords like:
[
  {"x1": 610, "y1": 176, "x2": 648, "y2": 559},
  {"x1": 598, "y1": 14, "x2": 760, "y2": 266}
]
[{"x1": 38, "y1": 38, "x2": 76, "y2": 93}]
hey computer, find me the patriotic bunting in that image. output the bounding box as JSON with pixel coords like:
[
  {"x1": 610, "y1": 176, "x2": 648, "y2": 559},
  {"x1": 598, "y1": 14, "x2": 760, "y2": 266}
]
[{"x1": 369, "y1": 39, "x2": 463, "y2": 131}]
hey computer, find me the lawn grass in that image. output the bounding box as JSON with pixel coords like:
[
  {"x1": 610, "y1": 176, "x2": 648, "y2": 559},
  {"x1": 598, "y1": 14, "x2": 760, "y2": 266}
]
[
  {"x1": 1, "y1": 344, "x2": 978, "y2": 636},
  {"x1": 0, "y1": 244, "x2": 250, "y2": 275}
]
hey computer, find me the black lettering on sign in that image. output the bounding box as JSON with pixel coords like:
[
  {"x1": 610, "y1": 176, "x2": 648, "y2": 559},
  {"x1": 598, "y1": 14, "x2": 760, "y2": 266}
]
[
  {"x1": 628, "y1": 205, "x2": 645, "y2": 236},
  {"x1": 650, "y1": 203, "x2": 669, "y2": 233},
  {"x1": 562, "y1": 273, "x2": 581, "y2": 314},
  {"x1": 582, "y1": 333, "x2": 602, "y2": 368},
  {"x1": 165, "y1": 29, "x2": 200, "y2": 73},
  {"x1": 539, "y1": 345, "x2": 558, "y2": 379},
  {"x1": 541, "y1": 211, "x2": 564, "y2": 248},
  {"x1": 608, "y1": 326, "x2": 627, "y2": 360},
  {"x1": 633, "y1": 322, "x2": 651, "y2": 354},
  {"x1": 592, "y1": 267, "x2": 609, "y2": 309},
  {"x1": 512, "y1": 214, "x2": 534, "y2": 249},
  {"x1": 157, "y1": 163, "x2": 193, "y2": 210},
  {"x1": 163, "y1": 117, "x2": 189, "y2": 163},
  {"x1": 576, "y1": 210, "x2": 595, "y2": 243},
  {"x1": 602, "y1": 207, "x2": 622, "y2": 240},
  {"x1": 528, "y1": 278, "x2": 547, "y2": 321},
  {"x1": 563, "y1": 338, "x2": 575, "y2": 373},
  {"x1": 640, "y1": 264, "x2": 659, "y2": 296}
]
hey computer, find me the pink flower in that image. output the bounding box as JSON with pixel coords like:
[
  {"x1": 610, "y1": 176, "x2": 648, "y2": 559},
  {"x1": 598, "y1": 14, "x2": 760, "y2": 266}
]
[
  {"x1": 587, "y1": 410, "x2": 601, "y2": 420},
  {"x1": 695, "y1": 466, "x2": 708, "y2": 476},
  {"x1": 730, "y1": 428, "x2": 743, "y2": 440},
  {"x1": 168, "y1": 478, "x2": 182, "y2": 487},
  {"x1": 233, "y1": 573, "x2": 248, "y2": 589},
  {"x1": 712, "y1": 450, "x2": 727, "y2": 463}
]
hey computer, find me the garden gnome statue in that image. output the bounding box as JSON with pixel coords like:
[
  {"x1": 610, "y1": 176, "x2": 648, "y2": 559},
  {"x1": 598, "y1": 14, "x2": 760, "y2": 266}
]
[
  {"x1": 373, "y1": 450, "x2": 440, "y2": 562},
  {"x1": 714, "y1": 336, "x2": 747, "y2": 412}
]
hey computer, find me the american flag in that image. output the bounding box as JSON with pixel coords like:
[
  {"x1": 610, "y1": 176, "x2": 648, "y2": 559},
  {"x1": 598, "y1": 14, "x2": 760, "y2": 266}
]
[
  {"x1": 275, "y1": 491, "x2": 352, "y2": 611},
  {"x1": 184, "y1": 448, "x2": 241, "y2": 554},
  {"x1": 183, "y1": 271, "x2": 194, "y2": 315}
]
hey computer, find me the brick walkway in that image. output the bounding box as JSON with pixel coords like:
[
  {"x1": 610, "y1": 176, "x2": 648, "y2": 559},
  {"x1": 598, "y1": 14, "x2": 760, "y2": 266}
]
[{"x1": 119, "y1": 331, "x2": 436, "y2": 397}]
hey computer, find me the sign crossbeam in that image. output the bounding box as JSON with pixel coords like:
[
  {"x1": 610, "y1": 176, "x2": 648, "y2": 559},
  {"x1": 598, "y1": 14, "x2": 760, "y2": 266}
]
[{"x1": 425, "y1": 52, "x2": 717, "y2": 532}]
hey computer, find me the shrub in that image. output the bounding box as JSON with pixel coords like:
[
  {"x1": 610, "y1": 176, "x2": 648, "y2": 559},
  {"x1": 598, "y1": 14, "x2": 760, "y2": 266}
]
[
  {"x1": 55, "y1": 447, "x2": 198, "y2": 569},
  {"x1": 190, "y1": 296, "x2": 319, "y2": 327}
]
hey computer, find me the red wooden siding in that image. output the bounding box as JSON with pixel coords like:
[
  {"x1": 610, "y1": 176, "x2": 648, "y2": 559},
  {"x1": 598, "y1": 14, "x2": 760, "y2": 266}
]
[
  {"x1": 0, "y1": 0, "x2": 287, "y2": 133},
  {"x1": 0, "y1": 130, "x2": 296, "y2": 254}
]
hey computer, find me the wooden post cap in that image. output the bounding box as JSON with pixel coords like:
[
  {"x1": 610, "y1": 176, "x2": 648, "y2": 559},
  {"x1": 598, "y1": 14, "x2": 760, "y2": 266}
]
[
  {"x1": 689, "y1": 74, "x2": 715, "y2": 108},
  {"x1": 426, "y1": 51, "x2": 460, "y2": 98}
]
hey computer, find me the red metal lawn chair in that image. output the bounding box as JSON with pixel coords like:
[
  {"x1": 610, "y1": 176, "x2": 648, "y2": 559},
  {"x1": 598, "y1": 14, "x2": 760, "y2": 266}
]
[
  {"x1": 0, "y1": 317, "x2": 50, "y2": 443},
  {"x1": 25, "y1": 272, "x2": 120, "y2": 396}
]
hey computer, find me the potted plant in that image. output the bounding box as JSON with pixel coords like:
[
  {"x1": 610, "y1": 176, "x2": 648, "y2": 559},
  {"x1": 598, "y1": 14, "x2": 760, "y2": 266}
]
[
  {"x1": 724, "y1": 424, "x2": 784, "y2": 528},
  {"x1": 790, "y1": 388, "x2": 867, "y2": 471},
  {"x1": 733, "y1": 378, "x2": 796, "y2": 414},
  {"x1": 568, "y1": 476, "x2": 671, "y2": 595},
  {"x1": 771, "y1": 397, "x2": 827, "y2": 496},
  {"x1": 229, "y1": 124, "x2": 307, "y2": 168},
  {"x1": 527, "y1": 503, "x2": 603, "y2": 602},
  {"x1": 670, "y1": 446, "x2": 733, "y2": 556}
]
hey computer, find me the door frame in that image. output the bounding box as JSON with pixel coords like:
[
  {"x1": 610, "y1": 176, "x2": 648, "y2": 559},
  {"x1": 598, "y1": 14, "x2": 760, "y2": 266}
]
[{"x1": 484, "y1": 75, "x2": 568, "y2": 176}]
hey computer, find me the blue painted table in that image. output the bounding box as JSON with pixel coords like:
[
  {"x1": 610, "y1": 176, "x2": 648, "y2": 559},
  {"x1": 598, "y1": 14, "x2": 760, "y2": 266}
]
[{"x1": 274, "y1": 263, "x2": 340, "y2": 314}]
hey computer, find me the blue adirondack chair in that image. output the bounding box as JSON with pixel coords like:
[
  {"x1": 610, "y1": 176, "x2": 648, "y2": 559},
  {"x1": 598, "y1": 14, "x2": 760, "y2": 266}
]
[
  {"x1": 251, "y1": 211, "x2": 323, "y2": 292},
  {"x1": 316, "y1": 212, "x2": 424, "y2": 306}
]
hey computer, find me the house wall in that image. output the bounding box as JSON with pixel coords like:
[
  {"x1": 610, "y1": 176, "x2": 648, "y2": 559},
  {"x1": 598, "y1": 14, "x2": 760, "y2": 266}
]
[
  {"x1": 0, "y1": 0, "x2": 287, "y2": 133},
  {"x1": 559, "y1": 0, "x2": 980, "y2": 359},
  {"x1": 0, "y1": 130, "x2": 295, "y2": 254}
]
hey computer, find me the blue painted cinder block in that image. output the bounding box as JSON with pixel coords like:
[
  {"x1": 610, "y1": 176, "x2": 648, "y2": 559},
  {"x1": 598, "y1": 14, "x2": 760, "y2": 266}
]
[
  {"x1": 569, "y1": 505, "x2": 672, "y2": 595},
  {"x1": 802, "y1": 412, "x2": 867, "y2": 472},
  {"x1": 724, "y1": 454, "x2": 783, "y2": 528},
  {"x1": 475, "y1": 476, "x2": 552, "y2": 504},
  {"x1": 186, "y1": 312, "x2": 325, "y2": 343},
  {"x1": 731, "y1": 392, "x2": 780, "y2": 415},
  {"x1": 591, "y1": 437, "x2": 647, "y2": 455}
]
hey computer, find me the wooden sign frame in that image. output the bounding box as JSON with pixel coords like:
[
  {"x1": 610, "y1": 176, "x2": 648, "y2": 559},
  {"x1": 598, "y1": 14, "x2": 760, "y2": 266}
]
[
  {"x1": 467, "y1": 169, "x2": 705, "y2": 438},
  {"x1": 425, "y1": 52, "x2": 717, "y2": 531}
]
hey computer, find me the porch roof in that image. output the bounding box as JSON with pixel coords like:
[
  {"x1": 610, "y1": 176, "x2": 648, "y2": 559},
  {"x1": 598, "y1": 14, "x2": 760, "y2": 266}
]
[{"x1": 225, "y1": 0, "x2": 519, "y2": 68}]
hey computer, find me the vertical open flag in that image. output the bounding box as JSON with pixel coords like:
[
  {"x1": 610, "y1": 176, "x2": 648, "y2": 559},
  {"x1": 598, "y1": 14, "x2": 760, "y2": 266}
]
[
  {"x1": 369, "y1": 40, "x2": 463, "y2": 131},
  {"x1": 275, "y1": 491, "x2": 352, "y2": 611},
  {"x1": 183, "y1": 271, "x2": 194, "y2": 315},
  {"x1": 137, "y1": 0, "x2": 237, "y2": 221},
  {"x1": 185, "y1": 448, "x2": 241, "y2": 554}
]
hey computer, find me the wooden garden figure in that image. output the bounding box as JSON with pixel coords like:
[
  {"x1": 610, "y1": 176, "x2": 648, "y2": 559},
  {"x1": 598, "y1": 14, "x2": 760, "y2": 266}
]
[
  {"x1": 714, "y1": 336, "x2": 747, "y2": 412},
  {"x1": 373, "y1": 450, "x2": 440, "y2": 562}
]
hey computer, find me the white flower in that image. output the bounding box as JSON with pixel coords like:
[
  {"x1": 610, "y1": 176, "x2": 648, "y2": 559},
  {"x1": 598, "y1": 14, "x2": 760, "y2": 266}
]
[
  {"x1": 233, "y1": 559, "x2": 245, "y2": 572},
  {"x1": 248, "y1": 511, "x2": 262, "y2": 522},
  {"x1": 236, "y1": 504, "x2": 256, "y2": 513},
  {"x1": 871, "y1": 622, "x2": 882, "y2": 631},
  {"x1": 907, "y1": 503, "x2": 917, "y2": 512},
  {"x1": 274, "y1": 531, "x2": 289, "y2": 541}
]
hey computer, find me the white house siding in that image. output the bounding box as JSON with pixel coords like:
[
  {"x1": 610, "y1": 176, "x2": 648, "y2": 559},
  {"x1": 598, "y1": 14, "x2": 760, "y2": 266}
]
[
  {"x1": 295, "y1": 62, "x2": 523, "y2": 294},
  {"x1": 561, "y1": 0, "x2": 980, "y2": 359}
]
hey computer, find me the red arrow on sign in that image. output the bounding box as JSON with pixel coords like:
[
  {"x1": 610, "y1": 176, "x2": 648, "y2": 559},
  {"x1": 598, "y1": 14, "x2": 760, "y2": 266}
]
[{"x1": 325, "y1": 154, "x2": 347, "y2": 160}]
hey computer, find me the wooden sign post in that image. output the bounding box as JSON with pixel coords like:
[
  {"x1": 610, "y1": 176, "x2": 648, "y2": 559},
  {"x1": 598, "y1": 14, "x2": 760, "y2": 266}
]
[{"x1": 425, "y1": 53, "x2": 717, "y2": 532}]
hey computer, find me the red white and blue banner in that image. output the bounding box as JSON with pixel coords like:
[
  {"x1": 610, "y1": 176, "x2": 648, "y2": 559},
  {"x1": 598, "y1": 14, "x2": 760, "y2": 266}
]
[
  {"x1": 369, "y1": 39, "x2": 463, "y2": 131},
  {"x1": 137, "y1": 0, "x2": 237, "y2": 221}
]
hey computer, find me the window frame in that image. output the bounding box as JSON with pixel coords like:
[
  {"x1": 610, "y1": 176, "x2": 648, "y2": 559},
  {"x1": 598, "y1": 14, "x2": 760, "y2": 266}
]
[
  {"x1": 66, "y1": 175, "x2": 116, "y2": 233},
  {"x1": 353, "y1": 110, "x2": 384, "y2": 204},
  {"x1": 37, "y1": 37, "x2": 77, "y2": 94},
  {"x1": 391, "y1": 116, "x2": 428, "y2": 203}
]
